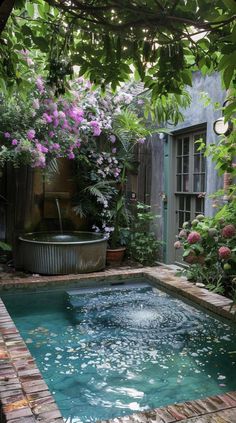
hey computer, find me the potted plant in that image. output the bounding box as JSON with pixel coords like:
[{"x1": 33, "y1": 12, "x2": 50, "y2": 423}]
[
  {"x1": 105, "y1": 177, "x2": 130, "y2": 264},
  {"x1": 106, "y1": 110, "x2": 152, "y2": 264}
]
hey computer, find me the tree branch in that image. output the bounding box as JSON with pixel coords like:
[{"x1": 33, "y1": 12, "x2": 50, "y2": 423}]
[{"x1": 0, "y1": 0, "x2": 15, "y2": 35}]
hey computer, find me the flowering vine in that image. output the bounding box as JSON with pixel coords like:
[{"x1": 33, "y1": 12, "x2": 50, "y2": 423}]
[{"x1": 0, "y1": 72, "x2": 143, "y2": 169}]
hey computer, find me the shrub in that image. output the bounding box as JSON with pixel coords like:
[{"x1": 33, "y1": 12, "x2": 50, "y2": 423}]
[
  {"x1": 175, "y1": 200, "x2": 236, "y2": 296},
  {"x1": 128, "y1": 202, "x2": 162, "y2": 265}
]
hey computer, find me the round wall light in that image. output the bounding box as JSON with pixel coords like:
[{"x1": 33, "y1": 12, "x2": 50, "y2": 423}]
[{"x1": 213, "y1": 117, "x2": 233, "y2": 136}]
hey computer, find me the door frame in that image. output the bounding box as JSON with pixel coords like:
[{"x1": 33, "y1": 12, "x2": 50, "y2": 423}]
[{"x1": 166, "y1": 123, "x2": 207, "y2": 264}]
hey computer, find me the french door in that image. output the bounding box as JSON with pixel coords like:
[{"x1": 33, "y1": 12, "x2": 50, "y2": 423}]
[{"x1": 174, "y1": 131, "x2": 206, "y2": 263}]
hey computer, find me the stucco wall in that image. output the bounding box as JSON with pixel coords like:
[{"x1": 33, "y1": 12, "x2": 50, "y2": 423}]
[
  {"x1": 148, "y1": 72, "x2": 226, "y2": 262},
  {"x1": 170, "y1": 71, "x2": 226, "y2": 216}
]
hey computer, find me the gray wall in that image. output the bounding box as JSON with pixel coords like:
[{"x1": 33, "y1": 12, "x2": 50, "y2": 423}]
[
  {"x1": 148, "y1": 72, "x2": 226, "y2": 262},
  {"x1": 169, "y1": 71, "x2": 225, "y2": 216}
]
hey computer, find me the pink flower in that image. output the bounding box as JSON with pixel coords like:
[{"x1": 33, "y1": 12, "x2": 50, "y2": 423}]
[
  {"x1": 62, "y1": 120, "x2": 70, "y2": 129},
  {"x1": 112, "y1": 148, "x2": 117, "y2": 154},
  {"x1": 53, "y1": 119, "x2": 59, "y2": 128},
  {"x1": 221, "y1": 224, "x2": 236, "y2": 238},
  {"x1": 218, "y1": 246, "x2": 231, "y2": 260},
  {"x1": 12, "y1": 139, "x2": 18, "y2": 146},
  {"x1": 109, "y1": 135, "x2": 116, "y2": 143},
  {"x1": 137, "y1": 138, "x2": 145, "y2": 144},
  {"x1": 68, "y1": 107, "x2": 84, "y2": 123},
  {"x1": 4, "y1": 132, "x2": 11, "y2": 138},
  {"x1": 51, "y1": 143, "x2": 60, "y2": 150},
  {"x1": 187, "y1": 231, "x2": 201, "y2": 244},
  {"x1": 68, "y1": 152, "x2": 75, "y2": 159},
  {"x1": 33, "y1": 153, "x2": 46, "y2": 168},
  {"x1": 174, "y1": 241, "x2": 182, "y2": 249},
  {"x1": 43, "y1": 113, "x2": 53, "y2": 124},
  {"x1": 36, "y1": 143, "x2": 48, "y2": 153},
  {"x1": 26, "y1": 57, "x2": 34, "y2": 66},
  {"x1": 179, "y1": 229, "x2": 188, "y2": 239},
  {"x1": 90, "y1": 121, "x2": 101, "y2": 136},
  {"x1": 36, "y1": 77, "x2": 45, "y2": 94},
  {"x1": 48, "y1": 131, "x2": 55, "y2": 138},
  {"x1": 27, "y1": 129, "x2": 36, "y2": 140}
]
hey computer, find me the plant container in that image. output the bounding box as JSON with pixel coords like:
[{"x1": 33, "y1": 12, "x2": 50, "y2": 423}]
[{"x1": 106, "y1": 247, "x2": 126, "y2": 265}]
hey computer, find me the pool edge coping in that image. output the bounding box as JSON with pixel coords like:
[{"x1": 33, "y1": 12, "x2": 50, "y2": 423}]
[{"x1": 0, "y1": 264, "x2": 236, "y2": 422}]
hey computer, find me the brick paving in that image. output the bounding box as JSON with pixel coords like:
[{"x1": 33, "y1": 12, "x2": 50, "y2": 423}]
[{"x1": 0, "y1": 265, "x2": 235, "y2": 422}]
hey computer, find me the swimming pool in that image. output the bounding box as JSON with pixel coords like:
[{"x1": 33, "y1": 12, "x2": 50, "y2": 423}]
[{"x1": 2, "y1": 281, "x2": 236, "y2": 422}]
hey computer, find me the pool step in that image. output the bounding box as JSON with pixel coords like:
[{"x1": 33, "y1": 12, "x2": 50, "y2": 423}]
[{"x1": 66, "y1": 281, "x2": 150, "y2": 297}]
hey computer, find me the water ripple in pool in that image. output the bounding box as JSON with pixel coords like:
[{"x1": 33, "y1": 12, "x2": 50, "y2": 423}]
[{"x1": 3, "y1": 284, "x2": 236, "y2": 423}]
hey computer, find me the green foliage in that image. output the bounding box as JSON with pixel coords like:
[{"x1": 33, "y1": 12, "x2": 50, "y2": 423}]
[
  {"x1": 128, "y1": 202, "x2": 161, "y2": 265},
  {"x1": 0, "y1": 0, "x2": 236, "y2": 121},
  {"x1": 0, "y1": 242, "x2": 12, "y2": 251},
  {"x1": 196, "y1": 92, "x2": 236, "y2": 178}
]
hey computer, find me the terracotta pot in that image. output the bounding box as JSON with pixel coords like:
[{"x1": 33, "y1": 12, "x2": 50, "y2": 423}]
[{"x1": 106, "y1": 247, "x2": 126, "y2": 265}]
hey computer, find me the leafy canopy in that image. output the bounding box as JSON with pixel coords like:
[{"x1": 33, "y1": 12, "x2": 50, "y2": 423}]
[{"x1": 0, "y1": 0, "x2": 235, "y2": 106}]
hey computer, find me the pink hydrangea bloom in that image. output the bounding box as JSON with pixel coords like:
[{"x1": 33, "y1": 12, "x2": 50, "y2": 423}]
[
  {"x1": 187, "y1": 231, "x2": 201, "y2": 244},
  {"x1": 218, "y1": 246, "x2": 231, "y2": 260},
  {"x1": 27, "y1": 129, "x2": 36, "y2": 140},
  {"x1": 174, "y1": 241, "x2": 182, "y2": 249},
  {"x1": 221, "y1": 224, "x2": 236, "y2": 238},
  {"x1": 179, "y1": 229, "x2": 188, "y2": 239}
]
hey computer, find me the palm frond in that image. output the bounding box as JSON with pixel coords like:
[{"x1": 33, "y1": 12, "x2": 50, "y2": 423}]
[
  {"x1": 84, "y1": 185, "x2": 107, "y2": 204},
  {"x1": 113, "y1": 110, "x2": 151, "y2": 152},
  {"x1": 45, "y1": 159, "x2": 60, "y2": 177}
]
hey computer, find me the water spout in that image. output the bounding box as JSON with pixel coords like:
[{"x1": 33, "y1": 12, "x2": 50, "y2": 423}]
[{"x1": 55, "y1": 198, "x2": 63, "y2": 234}]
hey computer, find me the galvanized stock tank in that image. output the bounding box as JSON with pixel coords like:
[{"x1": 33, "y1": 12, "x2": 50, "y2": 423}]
[{"x1": 19, "y1": 232, "x2": 107, "y2": 275}]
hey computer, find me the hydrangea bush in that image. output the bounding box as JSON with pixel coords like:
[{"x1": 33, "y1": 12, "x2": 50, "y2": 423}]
[{"x1": 175, "y1": 201, "x2": 236, "y2": 295}]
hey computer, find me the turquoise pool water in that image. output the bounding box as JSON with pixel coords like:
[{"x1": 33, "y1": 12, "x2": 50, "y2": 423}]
[{"x1": 2, "y1": 282, "x2": 236, "y2": 423}]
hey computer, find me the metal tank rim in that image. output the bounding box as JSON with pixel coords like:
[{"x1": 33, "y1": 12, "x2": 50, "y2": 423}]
[{"x1": 19, "y1": 231, "x2": 108, "y2": 246}]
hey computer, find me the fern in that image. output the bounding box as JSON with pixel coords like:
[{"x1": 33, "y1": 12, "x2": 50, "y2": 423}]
[{"x1": 0, "y1": 241, "x2": 11, "y2": 251}]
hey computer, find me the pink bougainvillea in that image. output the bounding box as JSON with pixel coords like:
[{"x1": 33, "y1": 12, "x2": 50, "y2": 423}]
[{"x1": 187, "y1": 231, "x2": 201, "y2": 244}]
